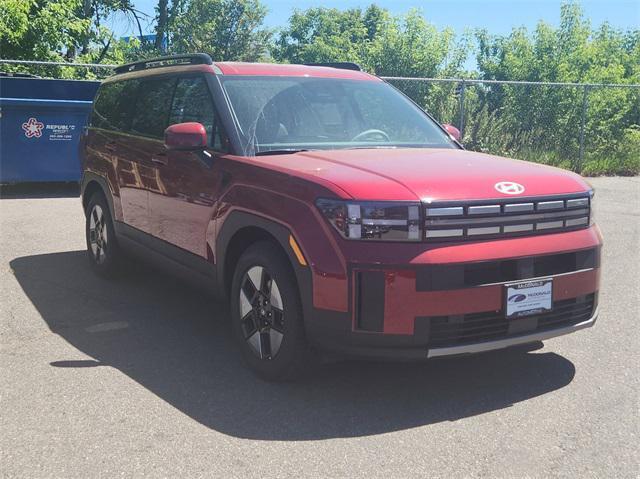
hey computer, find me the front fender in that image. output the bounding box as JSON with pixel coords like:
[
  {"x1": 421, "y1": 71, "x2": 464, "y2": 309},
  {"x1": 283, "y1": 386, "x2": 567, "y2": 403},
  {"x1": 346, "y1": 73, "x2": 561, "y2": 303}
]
[
  {"x1": 216, "y1": 210, "x2": 314, "y2": 325},
  {"x1": 214, "y1": 183, "x2": 348, "y2": 312}
]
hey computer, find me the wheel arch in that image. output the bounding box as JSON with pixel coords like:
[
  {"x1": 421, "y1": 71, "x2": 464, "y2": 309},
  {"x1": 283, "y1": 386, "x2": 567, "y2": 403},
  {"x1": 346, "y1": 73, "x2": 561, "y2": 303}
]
[
  {"x1": 81, "y1": 173, "x2": 115, "y2": 219},
  {"x1": 82, "y1": 180, "x2": 103, "y2": 211},
  {"x1": 216, "y1": 211, "x2": 313, "y2": 324}
]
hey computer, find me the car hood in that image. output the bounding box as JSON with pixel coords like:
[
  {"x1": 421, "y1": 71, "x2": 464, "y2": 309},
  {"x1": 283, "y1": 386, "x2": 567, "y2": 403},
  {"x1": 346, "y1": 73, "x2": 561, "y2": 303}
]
[{"x1": 260, "y1": 148, "x2": 591, "y2": 201}]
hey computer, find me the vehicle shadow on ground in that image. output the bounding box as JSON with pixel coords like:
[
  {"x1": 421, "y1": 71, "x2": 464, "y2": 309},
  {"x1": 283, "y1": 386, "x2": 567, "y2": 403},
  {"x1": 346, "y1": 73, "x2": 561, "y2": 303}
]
[
  {"x1": 11, "y1": 250, "x2": 576, "y2": 441},
  {"x1": 0, "y1": 182, "x2": 79, "y2": 199}
]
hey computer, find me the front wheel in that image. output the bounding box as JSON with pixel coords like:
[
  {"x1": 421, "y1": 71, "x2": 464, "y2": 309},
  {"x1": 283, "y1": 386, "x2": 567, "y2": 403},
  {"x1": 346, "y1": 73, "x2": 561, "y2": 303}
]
[{"x1": 230, "y1": 241, "x2": 312, "y2": 381}]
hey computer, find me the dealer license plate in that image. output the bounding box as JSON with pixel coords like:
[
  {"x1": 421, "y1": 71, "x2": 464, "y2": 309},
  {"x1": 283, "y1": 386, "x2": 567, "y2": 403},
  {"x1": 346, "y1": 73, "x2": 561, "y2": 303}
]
[{"x1": 505, "y1": 279, "x2": 553, "y2": 318}]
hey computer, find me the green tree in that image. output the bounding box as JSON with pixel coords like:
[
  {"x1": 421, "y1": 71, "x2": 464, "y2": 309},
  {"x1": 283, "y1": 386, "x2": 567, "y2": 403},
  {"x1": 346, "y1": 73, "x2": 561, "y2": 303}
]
[
  {"x1": 368, "y1": 9, "x2": 468, "y2": 78},
  {"x1": 0, "y1": 0, "x2": 89, "y2": 61},
  {"x1": 272, "y1": 7, "x2": 372, "y2": 66},
  {"x1": 167, "y1": 0, "x2": 271, "y2": 61},
  {"x1": 273, "y1": 5, "x2": 469, "y2": 78},
  {"x1": 0, "y1": 0, "x2": 145, "y2": 77},
  {"x1": 155, "y1": 0, "x2": 170, "y2": 50},
  {"x1": 471, "y1": 1, "x2": 639, "y2": 173},
  {"x1": 272, "y1": 5, "x2": 470, "y2": 123}
]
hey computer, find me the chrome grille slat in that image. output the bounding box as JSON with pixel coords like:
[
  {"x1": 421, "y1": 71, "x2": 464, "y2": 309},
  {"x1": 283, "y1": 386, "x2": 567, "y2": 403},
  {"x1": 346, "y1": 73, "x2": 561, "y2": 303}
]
[
  {"x1": 425, "y1": 206, "x2": 464, "y2": 216},
  {"x1": 424, "y1": 194, "x2": 591, "y2": 241},
  {"x1": 426, "y1": 208, "x2": 589, "y2": 226},
  {"x1": 565, "y1": 217, "x2": 589, "y2": 227},
  {"x1": 503, "y1": 224, "x2": 533, "y2": 233},
  {"x1": 537, "y1": 200, "x2": 565, "y2": 210},
  {"x1": 468, "y1": 226, "x2": 501, "y2": 235},
  {"x1": 504, "y1": 203, "x2": 534, "y2": 213},
  {"x1": 537, "y1": 220, "x2": 564, "y2": 230},
  {"x1": 567, "y1": 198, "x2": 589, "y2": 208},
  {"x1": 425, "y1": 228, "x2": 464, "y2": 238},
  {"x1": 468, "y1": 205, "x2": 501, "y2": 215}
]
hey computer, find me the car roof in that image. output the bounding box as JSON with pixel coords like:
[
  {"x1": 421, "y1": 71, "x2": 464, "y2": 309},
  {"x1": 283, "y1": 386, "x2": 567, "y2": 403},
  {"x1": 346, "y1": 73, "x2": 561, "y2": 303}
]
[{"x1": 212, "y1": 62, "x2": 380, "y2": 81}]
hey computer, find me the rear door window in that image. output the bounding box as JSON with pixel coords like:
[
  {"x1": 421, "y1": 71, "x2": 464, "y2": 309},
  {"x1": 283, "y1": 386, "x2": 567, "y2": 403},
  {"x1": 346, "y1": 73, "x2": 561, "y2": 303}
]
[
  {"x1": 169, "y1": 76, "x2": 228, "y2": 151},
  {"x1": 92, "y1": 80, "x2": 139, "y2": 131},
  {"x1": 130, "y1": 77, "x2": 176, "y2": 139}
]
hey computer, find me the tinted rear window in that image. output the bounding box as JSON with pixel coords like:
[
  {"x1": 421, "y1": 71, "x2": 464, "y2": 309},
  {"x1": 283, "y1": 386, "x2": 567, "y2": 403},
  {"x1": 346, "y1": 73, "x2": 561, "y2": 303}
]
[
  {"x1": 91, "y1": 80, "x2": 139, "y2": 131},
  {"x1": 130, "y1": 77, "x2": 176, "y2": 139}
]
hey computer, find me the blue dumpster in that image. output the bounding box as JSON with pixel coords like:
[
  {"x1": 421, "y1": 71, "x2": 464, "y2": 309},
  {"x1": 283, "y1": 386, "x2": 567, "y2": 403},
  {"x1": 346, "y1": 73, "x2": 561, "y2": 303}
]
[{"x1": 0, "y1": 77, "x2": 100, "y2": 183}]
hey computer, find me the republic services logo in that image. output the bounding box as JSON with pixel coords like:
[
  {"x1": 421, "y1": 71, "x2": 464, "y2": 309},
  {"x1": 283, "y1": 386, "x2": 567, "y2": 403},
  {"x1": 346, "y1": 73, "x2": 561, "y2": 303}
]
[{"x1": 22, "y1": 117, "x2": 44, "y2": 138}]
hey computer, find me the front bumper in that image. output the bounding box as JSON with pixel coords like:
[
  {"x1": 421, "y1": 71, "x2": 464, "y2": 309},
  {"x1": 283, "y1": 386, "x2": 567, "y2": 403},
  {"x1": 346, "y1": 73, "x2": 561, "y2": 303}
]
[
  {"x1": 427, "y1": 307, "x2": 597, "y2": 358},
  {"x1": 306, "y1": 227, "x2": 602, "y2": 360},
  {"x1": 309, "y1": 295, "x2": 598, "y2": 360}
]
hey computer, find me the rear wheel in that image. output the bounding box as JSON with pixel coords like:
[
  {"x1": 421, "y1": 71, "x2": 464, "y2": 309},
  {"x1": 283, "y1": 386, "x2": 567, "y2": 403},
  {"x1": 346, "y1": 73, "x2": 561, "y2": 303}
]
[
  {"x1": 230, "y1": 241, "x2": 312, "y2": 381},
  {"x1": 85, "y1": 193, "x2": 121, "y2": 278}
]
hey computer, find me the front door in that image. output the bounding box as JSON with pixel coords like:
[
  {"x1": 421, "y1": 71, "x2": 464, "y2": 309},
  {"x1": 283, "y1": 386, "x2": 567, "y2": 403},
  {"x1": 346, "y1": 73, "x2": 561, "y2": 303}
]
[{"x1": 148, "y1": 75, "x2": 229, "y2": 258}]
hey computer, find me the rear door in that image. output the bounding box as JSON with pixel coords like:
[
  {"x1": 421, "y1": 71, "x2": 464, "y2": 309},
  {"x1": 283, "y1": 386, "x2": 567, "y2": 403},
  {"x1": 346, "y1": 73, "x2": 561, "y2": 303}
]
[
  {"x1": 148, "y1": 75, "x2": 230, "y2": 257},
  {"x1": 122, "y1": 76, "x2": 177, "y2": 235},
  {"x1": 88, "y1": 80, "x2": 140, "y2": 224}
]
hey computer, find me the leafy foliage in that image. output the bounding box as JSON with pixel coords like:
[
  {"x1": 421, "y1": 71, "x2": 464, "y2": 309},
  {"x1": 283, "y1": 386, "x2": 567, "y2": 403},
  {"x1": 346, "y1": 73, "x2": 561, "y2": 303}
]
[
  {"x1": 0, "y1": 0, "x2": 145, "y2": 78},
  {"x1": 273, "y1": 6, "x2": 470, "y2": 78},
  {"x1": 466, "y1": 3, "x2": 639, "y2": 174},
  {"x1": 0, "y1": 0, "x2": 637, "y2": 174},
  {"x1": 167, "y1": 0, "x2": 271, "y2": 61}
]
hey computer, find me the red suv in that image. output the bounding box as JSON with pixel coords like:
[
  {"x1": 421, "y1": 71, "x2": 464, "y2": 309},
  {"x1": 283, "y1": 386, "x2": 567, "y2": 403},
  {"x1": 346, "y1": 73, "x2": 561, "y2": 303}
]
[{"x1": 81, "y1": 54, "x2": 602, "y2": 380}]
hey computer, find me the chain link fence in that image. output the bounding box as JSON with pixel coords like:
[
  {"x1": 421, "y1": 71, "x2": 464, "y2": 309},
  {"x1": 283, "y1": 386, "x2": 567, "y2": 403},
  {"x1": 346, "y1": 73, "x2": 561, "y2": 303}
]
[
  {"x1": 383, "y1": 77, "x2": 640, "y2": 175},
  {"x1": 2, "y1": 60, "x2": 638, "y2": 175}
]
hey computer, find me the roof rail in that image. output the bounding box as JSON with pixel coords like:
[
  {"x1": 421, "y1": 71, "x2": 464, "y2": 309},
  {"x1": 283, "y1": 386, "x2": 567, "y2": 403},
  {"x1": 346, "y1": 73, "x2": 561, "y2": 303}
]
[
  {"x1": 305, "y1": 62, "x2": 362, "y2": 72},
  {"x1": 114, "y1": 53, "x2": 213, "y2": 75}
]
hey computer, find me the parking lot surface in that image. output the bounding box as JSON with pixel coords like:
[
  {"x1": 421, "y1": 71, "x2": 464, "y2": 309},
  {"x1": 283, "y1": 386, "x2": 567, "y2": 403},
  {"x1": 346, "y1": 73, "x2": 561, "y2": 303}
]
[{"x1": 1, "y1": 177, "x2": 638, "y2": 478}]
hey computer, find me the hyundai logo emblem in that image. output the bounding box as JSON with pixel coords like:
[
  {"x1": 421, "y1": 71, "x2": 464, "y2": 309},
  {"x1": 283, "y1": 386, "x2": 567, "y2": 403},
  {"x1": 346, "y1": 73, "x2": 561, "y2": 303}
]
[
  {"x1": 495, "y1": 181, "x2": 525, "y2": 195},
  {"x1": 508, "y1": 294, "x2": 527, "y2": 303}
]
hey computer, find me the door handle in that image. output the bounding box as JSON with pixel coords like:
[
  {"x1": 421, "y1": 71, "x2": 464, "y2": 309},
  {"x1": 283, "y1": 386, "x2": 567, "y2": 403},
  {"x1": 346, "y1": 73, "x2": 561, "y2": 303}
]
[{"x1": 151, "y1": 154, "x2": 168, "y2": 166}]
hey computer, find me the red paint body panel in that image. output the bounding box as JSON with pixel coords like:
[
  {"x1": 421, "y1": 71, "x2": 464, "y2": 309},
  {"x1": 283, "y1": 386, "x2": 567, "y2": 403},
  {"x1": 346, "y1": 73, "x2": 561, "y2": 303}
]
[
  {"x1": 407, "y1": 227, "x2": 603, "y2": 265},
  {"x1": 81, "y1": 60, "x2": 603, "y2": 360},
  {"x1": 382, "y1": 268, "x2": 599, "y2": 335},
  {"x1": 272, "y1": 148, "x2": 590, "y2": 201},
  {"x1": 213, "y1": 158, "x2": 350, "y2": 311},
  {"x1": 311, "y1": 226, "x2": 601, "y2": 312}
]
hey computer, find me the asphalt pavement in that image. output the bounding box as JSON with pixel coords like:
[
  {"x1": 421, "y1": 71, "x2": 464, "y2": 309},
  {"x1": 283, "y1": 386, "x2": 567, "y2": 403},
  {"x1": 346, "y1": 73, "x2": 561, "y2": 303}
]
[{"x1": 1, "y1": 177, "x2": 638, "y2": 478}]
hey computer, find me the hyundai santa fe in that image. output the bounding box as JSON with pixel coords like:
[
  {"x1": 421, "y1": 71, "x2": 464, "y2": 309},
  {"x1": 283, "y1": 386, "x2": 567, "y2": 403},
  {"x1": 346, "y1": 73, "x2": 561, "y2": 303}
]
[{"x1": 81, "y1": 54, "x2": 602, "y2": 380}]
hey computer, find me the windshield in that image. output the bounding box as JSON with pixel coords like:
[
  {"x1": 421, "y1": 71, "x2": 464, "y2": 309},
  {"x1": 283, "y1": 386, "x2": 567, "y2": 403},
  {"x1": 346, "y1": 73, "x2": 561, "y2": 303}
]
[{"x1": 220, "y1": 76, "x2": 456, "y2": 155}]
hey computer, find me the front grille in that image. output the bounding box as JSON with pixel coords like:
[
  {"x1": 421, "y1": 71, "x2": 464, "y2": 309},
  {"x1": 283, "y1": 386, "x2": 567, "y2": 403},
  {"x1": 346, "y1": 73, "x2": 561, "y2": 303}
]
[
  {"x1": 416, "y1": 248, "x2": 599, "y2": 291},
  {"x1": 426, "y1": 294, "x2": 595, "y2": 348},
  {"x1": 424, "y1": 193, "x2": 591, "y2": 241}
]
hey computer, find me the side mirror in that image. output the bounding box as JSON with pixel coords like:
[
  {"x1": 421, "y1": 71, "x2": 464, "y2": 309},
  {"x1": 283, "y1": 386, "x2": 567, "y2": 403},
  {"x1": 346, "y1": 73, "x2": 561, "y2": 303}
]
[
  {"x1": 164, "y1": 122, "x2": 207, "y2": 151},
  {"x1": 443, "y1": 123, "x2": 461, "y2": 142}
]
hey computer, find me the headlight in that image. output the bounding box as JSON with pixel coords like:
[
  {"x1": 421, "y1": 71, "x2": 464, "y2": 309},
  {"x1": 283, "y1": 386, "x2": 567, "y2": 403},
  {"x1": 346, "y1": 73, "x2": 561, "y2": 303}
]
[{"x1": 316, "y1": 199, "x2": 421, "y2": 241}]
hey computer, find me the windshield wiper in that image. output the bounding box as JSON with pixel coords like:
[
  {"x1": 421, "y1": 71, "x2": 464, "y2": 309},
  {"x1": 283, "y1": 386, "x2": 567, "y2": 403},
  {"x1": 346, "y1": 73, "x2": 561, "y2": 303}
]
[{"x1": 255, "y1": 148, "x2": 310, "y2": 156}]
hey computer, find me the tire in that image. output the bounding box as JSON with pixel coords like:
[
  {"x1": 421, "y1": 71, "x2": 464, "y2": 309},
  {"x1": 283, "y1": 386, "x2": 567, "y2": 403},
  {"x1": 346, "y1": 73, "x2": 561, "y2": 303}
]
[
  {"x1": 230, "y1": 241, "x2": 313, "y2": 381},
  {"x1": 85, "y1": 192, "x2": 122, "y2": 278}
]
